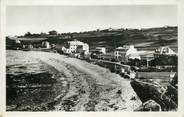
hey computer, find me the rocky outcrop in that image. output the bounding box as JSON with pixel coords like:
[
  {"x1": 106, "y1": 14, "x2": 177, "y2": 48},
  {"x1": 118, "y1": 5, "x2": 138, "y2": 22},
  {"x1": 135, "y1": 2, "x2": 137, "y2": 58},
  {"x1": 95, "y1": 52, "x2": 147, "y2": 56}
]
[
  {"x1": 135, "y1": 99, "x2": 161, "y2": 111},
  {"x1": 131, "y1": 75, "x2": 178, "y2": 111}
]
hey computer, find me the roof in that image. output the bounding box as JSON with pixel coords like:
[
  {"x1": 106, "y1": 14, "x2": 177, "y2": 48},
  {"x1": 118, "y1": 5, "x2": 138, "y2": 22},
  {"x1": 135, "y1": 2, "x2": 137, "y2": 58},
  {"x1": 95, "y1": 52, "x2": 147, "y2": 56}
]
[
  {"x1": 155, "y1": 46, "x2": 176, "y2": 55},
  {"x1": 115, "y1": 47, "x2": 128, "y2": 51},
  {"x1": 126, "y1": 46, "x2": 139, "y2": 56},
  {"x1": 7, "y1": 37, "x2": 47, "y2": 43},
  {"x1": 68, "y1": 40, "x2": 86, "y2": 45}
]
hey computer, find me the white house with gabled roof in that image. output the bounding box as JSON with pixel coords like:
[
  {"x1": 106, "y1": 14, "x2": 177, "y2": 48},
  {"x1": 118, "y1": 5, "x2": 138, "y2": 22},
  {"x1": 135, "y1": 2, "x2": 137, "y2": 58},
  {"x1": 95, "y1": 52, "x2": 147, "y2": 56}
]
[
  {"x1": 114, "y1": 45, "x2": 140, "y2": 62},
  {"x1": 154, "y1": 46, "x2": 177, "y2": 57},
  {"x1": 126, "y1": 45, "x2": 140, "y2": 60}
]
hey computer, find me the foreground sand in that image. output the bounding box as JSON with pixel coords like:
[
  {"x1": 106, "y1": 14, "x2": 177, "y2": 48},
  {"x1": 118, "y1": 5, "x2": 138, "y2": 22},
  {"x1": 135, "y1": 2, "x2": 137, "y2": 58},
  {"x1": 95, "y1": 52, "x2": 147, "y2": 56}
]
[{"x1": 7, "y1": 51, "x2": 142, "y2": 111}]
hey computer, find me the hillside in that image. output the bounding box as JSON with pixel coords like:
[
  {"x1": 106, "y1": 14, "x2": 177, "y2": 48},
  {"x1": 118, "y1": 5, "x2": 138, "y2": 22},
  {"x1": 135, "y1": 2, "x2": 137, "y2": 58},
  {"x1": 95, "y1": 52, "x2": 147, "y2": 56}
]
[
  {"x1": 7, "y1": 26, "x2": 177, "y2": 52},
  {"x1": 46, "y1": 26, "x2": 177, "y2": 52}
]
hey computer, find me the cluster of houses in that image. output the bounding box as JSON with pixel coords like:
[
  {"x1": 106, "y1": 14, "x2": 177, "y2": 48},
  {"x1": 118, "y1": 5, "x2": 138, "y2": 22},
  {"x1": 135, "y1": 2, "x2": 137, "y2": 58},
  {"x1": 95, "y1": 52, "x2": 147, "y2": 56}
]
[
  {"x1": 7, "y1": 36, "x2": 177, "y2": 65},
  {"x1": 93, "y1": 45, "x2": 176, "y2": 62},
  {"x1": 57, "y1": 39, "x2": 177, "y2": 66},
  {"x1": 6, "y1": 36, "x2": 55, "y2": 50}
]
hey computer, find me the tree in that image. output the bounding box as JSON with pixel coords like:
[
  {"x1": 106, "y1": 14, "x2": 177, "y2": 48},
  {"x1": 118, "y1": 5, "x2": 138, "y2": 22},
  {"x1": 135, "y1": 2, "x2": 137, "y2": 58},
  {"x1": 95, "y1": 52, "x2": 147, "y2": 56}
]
[
  {"x1": 40, "y1": 32, "x2": 47, "y2": 36},
  {"x1": 24, "y1": 32, "x2": 32, "y2": 37},
  {"x1": 48, "y1": 30, "x2": 57, "y2": 35}
]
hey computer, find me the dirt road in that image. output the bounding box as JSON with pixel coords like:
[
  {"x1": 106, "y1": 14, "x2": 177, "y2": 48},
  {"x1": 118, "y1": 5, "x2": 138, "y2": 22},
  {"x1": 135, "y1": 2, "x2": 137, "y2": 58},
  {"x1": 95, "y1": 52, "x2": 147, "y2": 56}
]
[{"x1": 7, "y1": 51, "x2": 142, "y2": 111}]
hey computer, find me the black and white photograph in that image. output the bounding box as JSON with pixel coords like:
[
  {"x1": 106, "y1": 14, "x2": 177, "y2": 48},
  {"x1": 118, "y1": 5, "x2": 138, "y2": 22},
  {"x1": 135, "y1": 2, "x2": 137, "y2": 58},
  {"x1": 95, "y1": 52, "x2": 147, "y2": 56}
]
[{"x1": 5, "y1": 5, "x2": 178, "y2": 112}]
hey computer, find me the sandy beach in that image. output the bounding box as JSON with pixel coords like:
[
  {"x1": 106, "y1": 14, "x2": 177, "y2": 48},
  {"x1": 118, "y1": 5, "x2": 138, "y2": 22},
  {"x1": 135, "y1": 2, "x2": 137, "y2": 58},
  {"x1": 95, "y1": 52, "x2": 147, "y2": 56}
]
[{"x1": 6, "y1": 50, "x2": 142, "y2": 111}]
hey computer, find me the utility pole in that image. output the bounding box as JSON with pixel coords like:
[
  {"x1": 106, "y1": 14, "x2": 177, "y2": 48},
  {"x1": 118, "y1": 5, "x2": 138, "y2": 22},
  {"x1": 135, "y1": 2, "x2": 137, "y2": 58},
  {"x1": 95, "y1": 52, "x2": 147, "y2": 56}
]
[{"x1": 147, "y1": 55, "x2": 149, "y2": 68}]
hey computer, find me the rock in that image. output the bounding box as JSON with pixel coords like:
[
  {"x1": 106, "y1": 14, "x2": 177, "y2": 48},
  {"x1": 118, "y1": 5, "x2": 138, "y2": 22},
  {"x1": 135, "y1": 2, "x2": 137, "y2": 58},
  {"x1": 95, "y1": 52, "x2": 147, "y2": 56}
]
[
  {"x1": 170, "y1": 73, "x2": 178, "y2": 88},
  {"x1": 135, "y1": 99, "x2": 161, "y2": 111},
  {"x1": 130, "y1": 79, "x2": 177, "y2": 111}
]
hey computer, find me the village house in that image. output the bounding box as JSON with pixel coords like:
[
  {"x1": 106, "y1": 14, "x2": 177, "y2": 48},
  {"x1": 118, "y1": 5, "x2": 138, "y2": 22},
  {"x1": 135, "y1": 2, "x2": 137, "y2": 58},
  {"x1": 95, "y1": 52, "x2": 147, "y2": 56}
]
[
  {"x1": 64, "y1": 39, "x2": 89, "y2": 54},
  {"x1": 6, "y1": 37, "x2": 22, "y2": 50},
  {"x1": 15, "y1": 39, "x2": 21, "y2": 44},
  {"x1": 114, "y1": 46, "x2": 127, "y2": 62},
  {"x1": 154, "y1": 46, "x2": 177, "y2": 58},
  {"x1": 6, "y1": 36, "x2": 48, "y2": 50},
  {"x1": 153, "y1": 46, "x2": 177, "y2": 70},
  {"x1": 14, "y1": 37, "x2": 48, "y2": 49},
  {"x1": 139, "y1": 51, "x2": 155, "y2": 67},
  {"x1": 126, "y1": 45, "x2": 141, "y2": 60},
  {"x1": 91, "y1": 47, "x2": 106, "y2": 55},
  {"x1": 41, "y1": 41, "x2": 50, "y2": 49},
  {"x1": 95, "y1": 47, "x2": 106, "y2": 54},
  {"x1": 114, "y1": 45, "x2": 140, "y2": 62}
]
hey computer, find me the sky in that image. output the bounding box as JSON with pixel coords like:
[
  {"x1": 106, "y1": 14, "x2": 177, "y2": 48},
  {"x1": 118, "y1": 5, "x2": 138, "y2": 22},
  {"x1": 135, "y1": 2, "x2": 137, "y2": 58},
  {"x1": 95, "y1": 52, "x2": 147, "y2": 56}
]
[{"x1": 6, "y1": 5, "x2": 177, "y2": 36}]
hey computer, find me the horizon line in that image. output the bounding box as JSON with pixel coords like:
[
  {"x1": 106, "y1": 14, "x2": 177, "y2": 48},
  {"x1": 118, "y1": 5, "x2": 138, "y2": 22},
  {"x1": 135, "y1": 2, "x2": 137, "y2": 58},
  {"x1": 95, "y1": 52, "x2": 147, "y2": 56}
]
[{"x1": 7, "y1": 25, "x2": 178, "y2": 37}]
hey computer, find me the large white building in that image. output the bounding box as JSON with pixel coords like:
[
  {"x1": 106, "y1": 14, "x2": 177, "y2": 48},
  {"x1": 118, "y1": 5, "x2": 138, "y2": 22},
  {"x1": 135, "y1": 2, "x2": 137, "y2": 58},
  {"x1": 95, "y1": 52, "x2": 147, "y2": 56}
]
[{"x1": 65, "y1": 39, "x2": 89, "y2": 54}]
